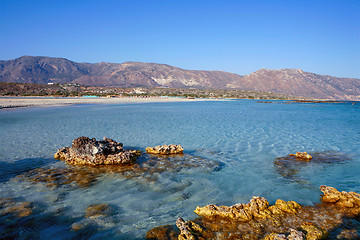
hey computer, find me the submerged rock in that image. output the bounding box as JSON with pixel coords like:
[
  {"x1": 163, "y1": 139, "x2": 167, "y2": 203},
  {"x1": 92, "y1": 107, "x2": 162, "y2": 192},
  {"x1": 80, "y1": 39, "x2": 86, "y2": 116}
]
[
  {"x1": 274, "y1": 151, "x2": 352, "y2": 183},
  {"x1": 0, "y1": 198, "x2": 32, "y2": 218},
  {"x1": 85, "y1": 203, "x2": 113, "y2": 218},
  {"x1": 146, "y1": 145, "x2": 184, "y2": 155},
  {"x1": 54, "y1": 136, "x2": 139, "y2": 166},
  {"x1": 147, "y1": 186, "x2": 360, "y2": 240},
  {"x1": 288, "y1": 152, "x2": 312, "y2": 161},
  {"x1": 15, "y1": 166, "x2": 99, "y2": 188}
]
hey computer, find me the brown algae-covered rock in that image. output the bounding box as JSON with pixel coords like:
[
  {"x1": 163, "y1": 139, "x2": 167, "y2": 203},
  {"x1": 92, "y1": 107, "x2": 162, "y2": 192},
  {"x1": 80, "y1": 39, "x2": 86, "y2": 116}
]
[
  {"x1": 289, "y1": 152, "x2": 312, "y2": 161},
  {"x1": 54, "y1": 136, "x2": 139, "y2": 166},
  {"x1": 274, "y1": 151, "x2": 351, "y2": 183},
  {"x1": 0, "y1": 198, "x2": 32, "y2": 218},
  {"x1": 146, "y1": 144, "x2": 184, "y2": 155},
  {"x1": 16, "y1": 166, "x2": 98, "y2": 188},
  {"x1": 85, "y1": 203, "x2": 112, "y2": 218}
]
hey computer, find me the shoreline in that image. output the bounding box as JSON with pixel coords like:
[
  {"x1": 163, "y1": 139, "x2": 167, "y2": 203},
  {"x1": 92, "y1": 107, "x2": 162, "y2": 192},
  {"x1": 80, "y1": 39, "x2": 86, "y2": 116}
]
[{"x1": 0, "y1": 96, "x2": 220, "y2": 109}]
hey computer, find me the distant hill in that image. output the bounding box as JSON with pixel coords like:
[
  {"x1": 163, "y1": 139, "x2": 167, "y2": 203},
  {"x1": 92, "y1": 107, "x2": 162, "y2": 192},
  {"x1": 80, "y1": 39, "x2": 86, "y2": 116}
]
[{"x1": 1, "y1": 56, "x2": 359, "y2": 100}]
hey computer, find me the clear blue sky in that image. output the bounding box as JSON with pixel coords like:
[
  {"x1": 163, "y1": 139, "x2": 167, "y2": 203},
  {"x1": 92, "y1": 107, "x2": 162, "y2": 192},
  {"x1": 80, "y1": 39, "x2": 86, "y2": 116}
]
[{"x1": 1, "y1": 0, "x2": 359, "y2": 78}]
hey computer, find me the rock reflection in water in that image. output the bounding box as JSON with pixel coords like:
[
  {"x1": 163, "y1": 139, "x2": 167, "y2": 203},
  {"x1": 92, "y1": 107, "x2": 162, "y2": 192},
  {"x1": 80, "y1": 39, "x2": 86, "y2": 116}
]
[{"x1": 274, "y1": 151, "x2": 352, "y2": 183}]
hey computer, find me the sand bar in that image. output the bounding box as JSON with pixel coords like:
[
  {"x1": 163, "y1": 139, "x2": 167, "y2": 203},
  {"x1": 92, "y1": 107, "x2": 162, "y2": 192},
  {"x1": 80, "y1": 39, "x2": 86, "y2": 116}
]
[{"x1": 0, "y1": 96, "x2": 218, "y2": 109}]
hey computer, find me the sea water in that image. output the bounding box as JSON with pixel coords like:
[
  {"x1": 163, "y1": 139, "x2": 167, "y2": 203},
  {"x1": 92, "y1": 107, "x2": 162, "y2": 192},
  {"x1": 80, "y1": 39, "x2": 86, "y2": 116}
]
[{"x1": 0, "y1": 100, "x2": 359, "y2": 239}]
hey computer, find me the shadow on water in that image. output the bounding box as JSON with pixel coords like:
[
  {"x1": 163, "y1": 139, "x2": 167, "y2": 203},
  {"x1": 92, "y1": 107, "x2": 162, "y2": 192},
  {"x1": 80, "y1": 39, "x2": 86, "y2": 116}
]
[{"x1": 0, "y1": 158, "x2": 57, "y2": 183}]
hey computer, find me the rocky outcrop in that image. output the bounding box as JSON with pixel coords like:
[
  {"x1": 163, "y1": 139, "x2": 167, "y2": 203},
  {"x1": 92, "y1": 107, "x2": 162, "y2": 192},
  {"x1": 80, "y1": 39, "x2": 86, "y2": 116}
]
[
  {"x1": 288, "y1": 152, "x2": 312, "y2": 160},
  {"x1": 146, "y1": 145, "x2": 184, "y2": 155},
  {"x1": 147, "y1": 186, "x2": 360, "y2": 240},
  {"x1": 320, "y1": 185, "x2": 360, "y2": 215},
  {"x1": 194, "y1": 196, "x2": 301, "y2": 221},
  {"x1": 54, "y1": 136, "x2": 140, "y2": 166}
]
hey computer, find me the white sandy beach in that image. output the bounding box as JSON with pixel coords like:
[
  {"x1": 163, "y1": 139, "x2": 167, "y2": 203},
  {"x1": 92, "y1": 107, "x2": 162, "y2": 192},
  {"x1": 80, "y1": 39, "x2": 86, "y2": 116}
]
[{"x1": 0, "y1": 96, "x2": 216, "y2": 109}]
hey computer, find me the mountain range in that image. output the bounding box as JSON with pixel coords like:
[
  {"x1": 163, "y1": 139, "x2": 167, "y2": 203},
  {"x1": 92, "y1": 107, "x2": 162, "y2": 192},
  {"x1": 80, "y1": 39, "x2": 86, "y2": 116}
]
[{"x1": 0, "y1": 56, "x2": 359, "y2": 100}]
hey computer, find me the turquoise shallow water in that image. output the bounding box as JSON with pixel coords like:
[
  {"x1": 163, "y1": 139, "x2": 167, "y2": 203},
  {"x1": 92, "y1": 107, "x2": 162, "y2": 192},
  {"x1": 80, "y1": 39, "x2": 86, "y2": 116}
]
[{"x1": 0, "y1": 100, "x2": 359, "y2": 239}]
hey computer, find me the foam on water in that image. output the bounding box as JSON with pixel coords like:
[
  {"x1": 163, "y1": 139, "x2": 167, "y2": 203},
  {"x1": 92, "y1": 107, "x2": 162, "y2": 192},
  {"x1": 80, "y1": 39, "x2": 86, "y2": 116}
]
[{"x1": 0, "y1": 100, "x2": 359, "y2": 239}]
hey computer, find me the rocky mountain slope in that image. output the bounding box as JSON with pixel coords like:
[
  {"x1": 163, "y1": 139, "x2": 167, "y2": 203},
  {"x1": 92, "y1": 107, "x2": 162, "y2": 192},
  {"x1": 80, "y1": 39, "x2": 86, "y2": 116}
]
[{"x1": 1, "y1": 56, "x2": 359, "y2": 100}]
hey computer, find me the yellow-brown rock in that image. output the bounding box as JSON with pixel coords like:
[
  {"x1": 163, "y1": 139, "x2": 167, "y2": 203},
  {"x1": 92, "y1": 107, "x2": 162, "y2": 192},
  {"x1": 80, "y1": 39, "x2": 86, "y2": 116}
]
[
  {"x1": 300, "y1": 222, "x2": 327, "y2": 240},
  {"x1": 146, "y1": 144, "x2": 184, "y2": 155},
  {"x1": 289, "y1": 152, "x2": 312, "y2": 160},
  {"x1": 176, "y1": 217, "x2": 203, "y2": 240},
  {"x1": 264, "y1": 229, "x2": 305, "y2": 240},
  {"x1": 55, "y1": 136, "x2": 139, "y2": 166},
  {"x1": 320, "y1": 185, "x2": 360, "y2": 215},
  {"x1": 146, "y1": 225, "x2": 179, "y2": 240},
  {"x1": 268, "y1": 199, "x2": 301, "y2": 215},
  {"x1": 147, "y1": 186, "x2": 360, "y2": 240},
  {"x1": 194, "y1": 196, "x2": 300, "y2": 221}
]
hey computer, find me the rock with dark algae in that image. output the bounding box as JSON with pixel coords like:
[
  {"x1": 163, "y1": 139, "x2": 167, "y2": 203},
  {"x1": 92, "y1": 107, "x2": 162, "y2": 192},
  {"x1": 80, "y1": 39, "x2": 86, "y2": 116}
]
[{"x1": 54, "y1": 136, "x2": 140, "y2": 166}]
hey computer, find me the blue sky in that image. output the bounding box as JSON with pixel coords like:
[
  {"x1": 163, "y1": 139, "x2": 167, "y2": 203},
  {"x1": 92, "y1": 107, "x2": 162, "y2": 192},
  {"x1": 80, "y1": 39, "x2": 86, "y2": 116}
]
[{"x1": 1, "y1": 0, "x2": 359, "y2": 78}]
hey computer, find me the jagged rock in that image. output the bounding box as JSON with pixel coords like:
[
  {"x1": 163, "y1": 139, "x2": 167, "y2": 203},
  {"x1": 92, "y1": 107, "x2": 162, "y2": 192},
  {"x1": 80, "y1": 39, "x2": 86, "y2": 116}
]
[
  {"x1": 176, "y1": 217, "x2": 203, "y2": 240},
  {"x1": 264, "y1": 229, "x2": 305, "y2": 240},
  {"x1": 289, "y1": 152, "x2": 312, "y2": 160},
  {"x1": 194, "y1": 196, "x2": 300, "y2": 221},
  {"x1": 145, "y1": 225, "x2": 179, "y2": 240},
  {"x1": 147, "y1": 186, "x2": 360, "y2": 240},
  {"x1": 54, "y1": 136, "x2": 139, "y2": 166},
  {"x1": 300, "y1": 222, "x2": 327, "y2": 240},
  {"x1": 146, "y1": 145, "x2": 184, "y2": 155},
  {"x1": 320, "y1": 185, "x2": 360, "y2": 214}
]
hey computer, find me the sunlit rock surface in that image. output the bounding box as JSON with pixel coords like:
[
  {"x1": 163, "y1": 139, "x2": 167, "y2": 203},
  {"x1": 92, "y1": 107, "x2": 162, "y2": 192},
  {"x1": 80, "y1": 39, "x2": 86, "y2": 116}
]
[
  {"x1": 320, "y1": 185, "x2": 360, "y2": 215},
  {"x1": 194, "y1": 196, "x2": 300, "y2": 221},
  {"x1": 54, "y1": 136, "x2": 139, "y2": 166},
  {"x1": 147, "y1": 186, "x2": 360, "y2": 240},
  {"x1": 288, "y1": 152, "x2": 312, "y2": 161},
  {"x1": 146, "y1": 145, "x2": 184, "y2": 155}
]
